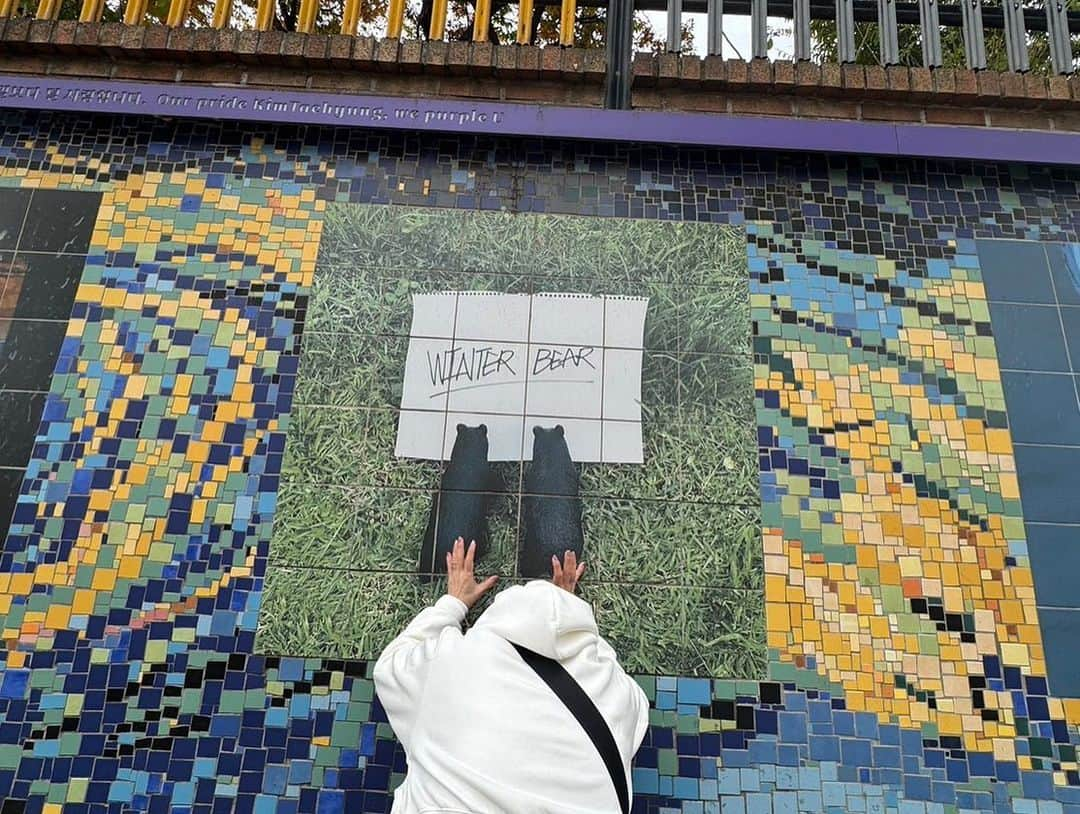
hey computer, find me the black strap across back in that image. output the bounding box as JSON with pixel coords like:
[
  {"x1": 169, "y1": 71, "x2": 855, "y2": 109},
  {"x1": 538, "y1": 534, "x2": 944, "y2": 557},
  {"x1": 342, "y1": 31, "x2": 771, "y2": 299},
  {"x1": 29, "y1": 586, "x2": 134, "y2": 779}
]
[{"x1": 512, "y1": 643, "x2": 631, "y2": 814}]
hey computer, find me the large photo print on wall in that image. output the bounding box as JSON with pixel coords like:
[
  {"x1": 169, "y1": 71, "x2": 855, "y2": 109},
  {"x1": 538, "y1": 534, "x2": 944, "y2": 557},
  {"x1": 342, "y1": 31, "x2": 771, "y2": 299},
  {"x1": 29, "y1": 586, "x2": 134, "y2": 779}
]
[{"x1": 255, "y1": 204, "x2": 762, "y2": 676}]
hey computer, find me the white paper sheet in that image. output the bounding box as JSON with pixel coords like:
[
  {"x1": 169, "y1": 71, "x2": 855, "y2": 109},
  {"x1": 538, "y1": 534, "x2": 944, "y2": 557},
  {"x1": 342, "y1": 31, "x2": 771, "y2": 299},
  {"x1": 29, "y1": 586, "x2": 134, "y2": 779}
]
[{"x1": 394, "y1": 292, "x2": 648, "y2": 463}]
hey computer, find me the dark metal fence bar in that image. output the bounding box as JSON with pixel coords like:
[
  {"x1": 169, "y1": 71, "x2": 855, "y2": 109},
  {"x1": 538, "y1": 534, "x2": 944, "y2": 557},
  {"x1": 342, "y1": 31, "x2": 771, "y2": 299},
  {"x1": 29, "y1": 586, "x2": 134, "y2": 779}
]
[
  {"x1": 706, "y1": 0, "x2": 724, "y2": 54},
  {"x1": 793, "y1": 0, "x2": 811, "y2": 59},
  {"x1": 667, "y1": 0, "x2": 682, "y2": 51},
  {"x1": 1046, "y1": 0, "x2": 1073, "y2": 75},
  {"x1": 1003, "y1": 0, "x2": 1028, "y2": 71},
  {"x1": 600, "y1": 0, "x2": 1079, "y2": 33},
  {"x1": 836, "y1": 0, "x2": 857, "y2": 61},
  {"x1": 751, "y1": 0, "x2": 768, "y2": 56},
  {"x1": 919, "y1": 0, "x2": 943, "y2": 66},
  {"x1": 878, "y1": 0, "x2": 899, "y2": 64},
  {"x1": 961, "y1": 0, "x2": 988, "y2": 70}
]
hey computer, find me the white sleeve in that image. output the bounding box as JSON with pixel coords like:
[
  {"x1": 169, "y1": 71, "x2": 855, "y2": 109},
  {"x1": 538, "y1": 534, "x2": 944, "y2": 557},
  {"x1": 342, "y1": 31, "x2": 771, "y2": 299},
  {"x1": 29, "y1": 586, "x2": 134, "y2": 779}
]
[
  {"x1": 595, "y1": 635, "x2": 651, "y2": 754},
  {"x1": 372, "y1": 594, "x2": 468, "y2": 746}
]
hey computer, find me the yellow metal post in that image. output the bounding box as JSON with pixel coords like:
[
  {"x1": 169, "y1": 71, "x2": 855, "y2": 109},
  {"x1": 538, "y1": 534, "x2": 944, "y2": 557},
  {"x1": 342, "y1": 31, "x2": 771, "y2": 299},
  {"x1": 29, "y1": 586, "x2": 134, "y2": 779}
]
[
  {"x1": 386, "y1": 0, "x2": 405, "y2": 37},
  {"x1": 35, "y1": 0, "x2": 61, "y2": 19},
  {"x1": 472, "y1": 0, "x2": 490, "y2": 40},
  {"x1": 78, "y1": 0, "x2": 106, "y2": 22},
  {"x1": 0, "y1": 0, "x2": 14, "y2": 17},
  {"x1": 558, "y1": 0, "x2": 575, "y2": 44},
  {"x1": 211, "y1": 0, "x2": 232, "y2": 28},
  {"x1": 255, "y1": 0, "x2": 275, "y2": 30},
  {"x1": 123, "y1": 0, "x2": 148, "y2": 25},
  {"x1": 516, "y1": 0, "x2": 533, "y2": 43},
  {"x1": 340, "y1": 0, "x2": 359, "y2": 34},
  {"x1": 428, "y1": 0, "x2": 447, "y2": 38},
  {"x1": 296, "y1": 0, "x2": 317, "y2": 32},
  {"x1": 165, "y1": 0, "x2": 190, "y2": 26}
]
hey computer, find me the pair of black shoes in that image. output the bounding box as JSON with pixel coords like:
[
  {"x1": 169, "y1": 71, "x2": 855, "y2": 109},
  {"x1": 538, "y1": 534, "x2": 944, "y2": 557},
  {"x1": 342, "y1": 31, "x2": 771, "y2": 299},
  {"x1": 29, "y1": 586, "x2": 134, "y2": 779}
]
[{"x1": 419, "y1": 424, "x2": 584, "y2": 580}]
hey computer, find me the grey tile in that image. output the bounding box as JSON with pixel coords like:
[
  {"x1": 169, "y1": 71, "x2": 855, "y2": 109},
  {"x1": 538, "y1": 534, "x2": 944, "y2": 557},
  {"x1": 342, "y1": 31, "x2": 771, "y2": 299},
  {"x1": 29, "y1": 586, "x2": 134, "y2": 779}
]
[
  {"x1": 1047, "y1": 243, "x2": 1080, "y2": 307},
  {"x1": 1027, "y1": 524, "x2": 1080, "y2": 609},
  {"x1": 988, "y1": 302, "x2": 1070, "y2": 372},
  {"x1": 1001, "y1": 371, "x2": 1080, "y2": 445},
  {"x1": 976, "y1": 239, "x2": 1055, "y2": 305},
  {"x1": 0, "y1": 319, "x2": 69, "y2": 391},
  {"x1": 0, "y1": 189, "x2": 31, "y2": 251},
  {"x1": 1038, "y1": 608, "x2": 1080, "y2": 698},
  {"x1": 1014, "y1": 445, "x2": 1080, "y2": 524},
  {"x1": 0, "y1": 391, "x2": 45, "y2": 466}
]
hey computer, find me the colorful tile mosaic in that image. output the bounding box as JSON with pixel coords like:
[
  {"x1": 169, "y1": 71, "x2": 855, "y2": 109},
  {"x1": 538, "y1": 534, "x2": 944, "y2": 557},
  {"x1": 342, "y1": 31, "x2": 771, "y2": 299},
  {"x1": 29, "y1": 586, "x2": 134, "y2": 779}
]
[{"x1": 0, "y1": 110, "x2": 1078, "y2": 813}]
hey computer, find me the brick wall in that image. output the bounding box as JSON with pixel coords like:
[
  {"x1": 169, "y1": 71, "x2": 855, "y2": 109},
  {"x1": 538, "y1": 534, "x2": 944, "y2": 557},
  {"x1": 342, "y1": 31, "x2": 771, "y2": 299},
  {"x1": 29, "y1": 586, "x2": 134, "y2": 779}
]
[{"x1": 1, "y1": 20, "x2": 1079, "y2": 131}]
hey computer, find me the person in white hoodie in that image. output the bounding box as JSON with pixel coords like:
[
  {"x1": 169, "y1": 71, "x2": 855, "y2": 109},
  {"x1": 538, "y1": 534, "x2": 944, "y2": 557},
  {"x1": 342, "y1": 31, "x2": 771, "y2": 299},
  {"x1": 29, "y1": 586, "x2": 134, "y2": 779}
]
[{"x1": 373, "y1": 537, "x2": 650, "y2": 814}]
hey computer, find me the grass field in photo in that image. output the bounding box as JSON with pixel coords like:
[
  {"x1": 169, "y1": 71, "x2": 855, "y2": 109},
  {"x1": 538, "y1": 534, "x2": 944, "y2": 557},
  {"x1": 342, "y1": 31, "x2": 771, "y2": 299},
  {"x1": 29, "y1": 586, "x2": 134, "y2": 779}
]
[{"x1": 256, "y1": 203, "x2": 764, "y2": 677}]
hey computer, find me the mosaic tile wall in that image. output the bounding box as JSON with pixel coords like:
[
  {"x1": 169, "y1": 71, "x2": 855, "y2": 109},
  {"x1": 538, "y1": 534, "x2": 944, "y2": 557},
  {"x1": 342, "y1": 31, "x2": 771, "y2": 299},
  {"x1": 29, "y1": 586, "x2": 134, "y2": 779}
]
[{"x1": 0, "y1": 110, "x2": 1078, "y2": 814}]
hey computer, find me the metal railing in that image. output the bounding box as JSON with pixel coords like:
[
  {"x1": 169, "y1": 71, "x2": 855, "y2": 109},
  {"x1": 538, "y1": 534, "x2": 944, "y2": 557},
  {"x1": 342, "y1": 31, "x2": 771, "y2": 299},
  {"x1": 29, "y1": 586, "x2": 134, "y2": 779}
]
[{"x1": 0, "y1": 0, "x2": 1076, "y2": 107}]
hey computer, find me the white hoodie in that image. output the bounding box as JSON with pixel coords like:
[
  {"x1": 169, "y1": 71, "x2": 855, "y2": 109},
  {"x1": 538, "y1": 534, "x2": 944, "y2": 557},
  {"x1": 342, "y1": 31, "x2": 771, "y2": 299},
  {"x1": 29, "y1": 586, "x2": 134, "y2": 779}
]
[{"x1": 372, "y1": 580, "x2": 650, "y2": 814}]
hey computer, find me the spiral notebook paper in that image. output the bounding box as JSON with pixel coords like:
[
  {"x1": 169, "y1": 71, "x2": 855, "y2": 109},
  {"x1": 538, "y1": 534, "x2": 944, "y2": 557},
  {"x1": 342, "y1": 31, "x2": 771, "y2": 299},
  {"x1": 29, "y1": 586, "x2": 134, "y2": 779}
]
[{"x1": 394, "y1": 292, "x2": 649, "y2": 463}]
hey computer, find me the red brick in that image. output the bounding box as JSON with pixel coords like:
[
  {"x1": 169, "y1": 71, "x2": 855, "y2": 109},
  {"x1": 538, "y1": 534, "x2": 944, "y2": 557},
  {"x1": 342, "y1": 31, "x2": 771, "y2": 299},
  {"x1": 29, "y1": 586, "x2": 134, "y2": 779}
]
[
  {"x1": 326, "y1": 34, "x2": 352, "y2": 65},
  {"x1": 0, "y1": 54, "x2": 50, "y2": 74},
  {"x1": 52, "y1": 19, "x2": 76, "y2": 48},
  {"x1": 421, "y1": 40, "x2": 448, "y2": 72},
  {"x1": 680, "y1": 55, "x2": 702, "y2": 83},
  {"x1": 1022, "y1": 73, "x2": 1048, "y2": 102},
  {"x1": 909, "y1": 66, "x2": 932, "y2": 95},
  {"x1": 191, "y1": 28, "x2": 221, "y2": 58},
  {"x1": 932, "y1": 67, "x2": 957, "y2": 97},
  {"x1": 924, "y1": 106, "x2": 986, "y2": 126},
  {"x1": 279, "y1": 31, "x2": 307, "y2": 60},
  {"x1": 579, "y1": 47, "x2": 604, "y2": 80},
  {"x1": 657, "y1": 53, "x2": 679, "y2": 86},
  {"x1": 235, "y1": 29, "x2": 260, "y2": 60},
  {"x1": 700, "y1": 55, "x2": 724, "y2": 86},
  {"x1": 46, "y1": 56, "x2": 113, "y2": 78},
  {"x1": 244, "y1": 65, "x2": 310, "y2": 88},
  {"x1": 860, "y1": 101, "x2": 922, "y2": 122},
  {"x1": 470, "y1": 41, "x2": 495, "y2": 74},
  {"x1": 376, "y1": 37, "x2": 402, "y2": 71},
  {"x1": 1053, "y1": 111, "x2": 1080, "y2": 132},
  {"x1": 141, "y1": 24, "x2": 169, "y2": 54},
  {"x1": 1047, "y1": 75, "x2": 1071, "y2": 104},
  {"x1": 119, "y1": 24, "x2": 145, "y2": 52},
  {"x1": 539, "y1": 44, "x2": 560, "y2": 78},
  {"x1": 999, "y1": 71, "x2": 1027, "y2": 101},
  {"x1": 989, "y1": 109, "x2": 1052, "y2": 130},
  {"x1": 670, "y1": 90, "x2": 728, "y2": 113},
  {"x1": 1071, "y1": 75, "x2": 1080, "y2": 103},
  {"x1": 3, "y1": 18, "x2": 30, "y2": 47},
  {"x1": 516, "y1": 45, "x2": 540, "y2": 78},
  {"x1": 952, "y1": 68, "x2": 977, "y2": 98},
  {"x1": 863, "y1": 64, "x2": 887, "y2": 93},
  {"x1": 730, "y1": 94, "x2": 792, "y2": 116},
  {"x1": 840, "y1": 63, "x2": 865, "y2": 90},
  {"x1": 632, "y1": 53, "x2": 656, "y2": 86},
  {"x1": 351, "y1": 36, "x2": 376, "y2": 66},
  {"x1": 399, "y1": 39, "x2": 423, "y2": 72},
  {"x1": 302, "y1": 33, "x2": 330, "y2": 61},
  {"x1": 747, "y1": 57, "x2": 771, "y2": 87},
  {"x1": 794, "y1": 60, "x2": 820, "y2": 88},
  {"x1": 256, "y1": 30, "x2": 283, "y2": 57},
  {"x1": 795, "y1": 97, "x2": 859, "y2": 119},
  {"x1": 166, "y1": 28, "x2": 196, "y2": 57},
  {"x1": 72, "y1": 21, "x2": 100, "y2": 48},
  {"x1": 97, "y1": 21, "x2": 124, "y2": 53},
  {"x1": 114, "y1": 60, "x2": 178, "y2": 81},
  {"x1": 975, "y1": 71, "x2": 1001, "y2": 99},
  {"x1": 724, "y1": 58, "x2": 747, "y2": 84},
  {"x1": 493, "y1": 43, "x2": 516, "y2": 74},
  {"x1": 773, "y1": 60, "x2": 794, "y2": 88},
  {"x1": 27, "y1": 20, "x2": 53, "y2": 46},
  {"x1": 820, "y1": 62, "x2": 841, "y2": 94},
  {"x1": 884, "y1": 65, "x2": 910, "y2": 94}
]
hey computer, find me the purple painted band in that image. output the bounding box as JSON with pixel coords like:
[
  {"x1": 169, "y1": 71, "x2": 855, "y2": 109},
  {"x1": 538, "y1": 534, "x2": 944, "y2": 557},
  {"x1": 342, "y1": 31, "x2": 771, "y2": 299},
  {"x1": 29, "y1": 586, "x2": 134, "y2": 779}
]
[{"x1": 1, "y1": 73, "x2": 1077, "y2": 166}]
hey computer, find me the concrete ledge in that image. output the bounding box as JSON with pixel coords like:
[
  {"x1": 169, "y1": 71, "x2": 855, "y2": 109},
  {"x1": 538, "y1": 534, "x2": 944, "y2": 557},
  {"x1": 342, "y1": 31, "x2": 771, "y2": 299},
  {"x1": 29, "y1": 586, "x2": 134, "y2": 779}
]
[{"x1": 0, "y1": 22, "x2": 1078, "y2": 131}]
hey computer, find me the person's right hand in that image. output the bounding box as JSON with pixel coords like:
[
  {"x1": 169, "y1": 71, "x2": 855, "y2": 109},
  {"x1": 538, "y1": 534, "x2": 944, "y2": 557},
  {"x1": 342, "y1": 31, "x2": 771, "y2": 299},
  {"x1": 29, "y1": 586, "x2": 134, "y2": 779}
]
[{"x1": 551, "y1": 550, "x2": 585, "y2": 594}]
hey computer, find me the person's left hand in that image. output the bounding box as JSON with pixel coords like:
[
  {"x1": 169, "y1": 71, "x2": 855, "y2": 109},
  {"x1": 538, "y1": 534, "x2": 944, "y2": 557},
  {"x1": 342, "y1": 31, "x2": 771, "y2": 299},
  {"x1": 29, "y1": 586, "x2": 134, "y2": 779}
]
[{"x1": 446, "y1": 537, "x2": 498, "y2": 609}]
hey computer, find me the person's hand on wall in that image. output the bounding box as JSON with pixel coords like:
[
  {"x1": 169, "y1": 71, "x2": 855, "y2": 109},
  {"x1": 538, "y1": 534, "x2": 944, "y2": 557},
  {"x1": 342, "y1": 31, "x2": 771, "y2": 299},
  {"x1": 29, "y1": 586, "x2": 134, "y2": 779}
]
[
  {"x1": 551, "y1": 551, "x2": 585, "y2": 594},
  {"x1": 446, "y1": 537, "x2": 499, "y2": 609}
]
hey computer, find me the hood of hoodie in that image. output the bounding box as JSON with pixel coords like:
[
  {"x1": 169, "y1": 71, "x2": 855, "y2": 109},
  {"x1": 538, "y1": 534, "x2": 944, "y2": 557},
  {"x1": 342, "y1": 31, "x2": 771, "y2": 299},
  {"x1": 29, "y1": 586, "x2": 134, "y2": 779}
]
[{"x1": 470, "y1": 580, "x2": 598, "y2": 662}]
